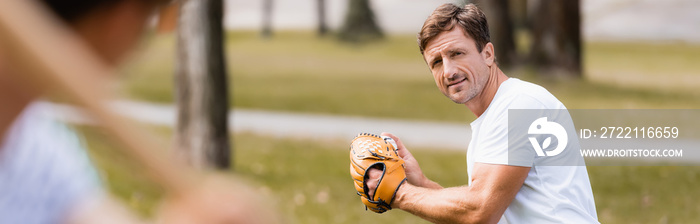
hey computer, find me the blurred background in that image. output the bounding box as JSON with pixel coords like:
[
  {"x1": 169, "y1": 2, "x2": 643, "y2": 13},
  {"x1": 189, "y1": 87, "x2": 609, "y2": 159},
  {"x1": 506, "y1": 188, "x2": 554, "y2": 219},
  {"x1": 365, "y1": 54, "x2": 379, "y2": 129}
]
[{"x1": 75, "y1": 0, "x2": 700, "y2": 223}]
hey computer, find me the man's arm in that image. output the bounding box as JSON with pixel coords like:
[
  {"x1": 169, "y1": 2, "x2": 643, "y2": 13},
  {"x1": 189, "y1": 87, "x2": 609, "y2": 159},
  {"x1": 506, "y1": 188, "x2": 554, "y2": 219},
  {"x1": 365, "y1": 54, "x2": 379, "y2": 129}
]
[
  {"x1": 370, "y1": 133, "x2": 529, "y2": 223},
  {"x1": 394, "y1": 163, "x2": 529, "y2": 224}
]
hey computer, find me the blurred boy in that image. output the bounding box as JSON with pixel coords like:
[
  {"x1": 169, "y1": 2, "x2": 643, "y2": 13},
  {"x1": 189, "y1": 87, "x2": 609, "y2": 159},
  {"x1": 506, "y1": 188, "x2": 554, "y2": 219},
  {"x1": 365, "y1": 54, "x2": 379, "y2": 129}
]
[{"x1": 0, "y1": 0, "x2": 268, "y2": 223}]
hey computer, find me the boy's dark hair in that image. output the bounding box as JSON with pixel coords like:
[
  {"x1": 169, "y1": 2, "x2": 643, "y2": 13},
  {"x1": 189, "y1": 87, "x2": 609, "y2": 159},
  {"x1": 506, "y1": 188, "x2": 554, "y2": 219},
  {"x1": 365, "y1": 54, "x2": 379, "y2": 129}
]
[
  {"x1": 41, "y1": 0, "x2": 167, "y2": 23},
  {"x1": 41, "y1": 0, "x2": 119, "y2": 23}
]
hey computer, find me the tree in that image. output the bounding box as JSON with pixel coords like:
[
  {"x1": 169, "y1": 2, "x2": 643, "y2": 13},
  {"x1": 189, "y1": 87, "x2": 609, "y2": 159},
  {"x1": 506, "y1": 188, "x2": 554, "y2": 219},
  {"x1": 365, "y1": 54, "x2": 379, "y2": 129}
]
[
  {"x1": 317, "y1": 0, "x2": 328, "y2": 36},
  {"x1": 176, "y1": 0, "x2": 231, "y2": 169},
  {"x1": 528, "y1": 0, "x2": 581, "y2": 77},
  {"x1": 261, "y1": 0, "x2": 273, "y2": 38},
  {"x1": 338, "y1": 0, "x2": 383, "y2": 42},
  {"x1": 471, "y1": 0, "x2": 517, "y2": 68}
]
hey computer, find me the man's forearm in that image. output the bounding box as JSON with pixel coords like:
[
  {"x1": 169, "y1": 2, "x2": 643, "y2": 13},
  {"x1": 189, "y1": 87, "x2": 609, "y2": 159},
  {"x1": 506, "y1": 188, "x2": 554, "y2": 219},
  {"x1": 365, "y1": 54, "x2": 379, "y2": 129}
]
[
  {"x1": 417, "y1": 176, "x2": 443, "y2": 190},
  {"x1": 394, "y1": 184, "x2": 491, "y2": 224}
]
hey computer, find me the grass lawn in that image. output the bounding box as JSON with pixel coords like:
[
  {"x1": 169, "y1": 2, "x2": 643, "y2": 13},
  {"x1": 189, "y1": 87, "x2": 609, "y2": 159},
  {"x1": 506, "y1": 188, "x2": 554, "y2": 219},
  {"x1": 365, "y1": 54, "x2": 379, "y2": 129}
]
[
  {"x1": 119, "y1": 31, "x2": 700, "y2": 124},
  {"x1": 80, "y1": 127, "x2": 700, "y2": 223}
]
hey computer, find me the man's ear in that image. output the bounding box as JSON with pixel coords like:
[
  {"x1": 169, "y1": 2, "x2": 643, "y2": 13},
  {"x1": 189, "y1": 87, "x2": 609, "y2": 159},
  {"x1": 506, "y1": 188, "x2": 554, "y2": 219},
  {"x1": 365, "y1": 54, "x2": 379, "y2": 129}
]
[{"x1": 481, "y1": 42, "x2": 495, "y2": 66}]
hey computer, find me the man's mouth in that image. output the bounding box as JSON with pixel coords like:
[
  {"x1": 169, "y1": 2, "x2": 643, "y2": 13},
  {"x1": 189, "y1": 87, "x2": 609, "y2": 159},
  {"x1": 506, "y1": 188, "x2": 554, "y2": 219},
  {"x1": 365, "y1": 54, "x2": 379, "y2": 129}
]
[{"x1": 447, "y1": 77, "x2": 466, "y2": 87}]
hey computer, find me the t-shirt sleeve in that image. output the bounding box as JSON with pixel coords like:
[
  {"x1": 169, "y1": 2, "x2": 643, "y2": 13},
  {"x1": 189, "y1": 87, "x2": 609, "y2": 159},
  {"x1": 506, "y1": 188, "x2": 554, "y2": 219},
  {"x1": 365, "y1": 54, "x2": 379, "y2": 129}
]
[{"x1": 473, "y1": 94, "x2": 550, "y2": 167}]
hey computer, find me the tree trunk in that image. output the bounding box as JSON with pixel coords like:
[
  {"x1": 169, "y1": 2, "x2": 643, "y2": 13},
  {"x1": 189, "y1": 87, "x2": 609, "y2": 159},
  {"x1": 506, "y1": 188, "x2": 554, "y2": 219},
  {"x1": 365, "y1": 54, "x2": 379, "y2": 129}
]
[
  {"x1": 509, "y1": 0, "x2": 528, "y2": 30},
  {"x1": 472, "y1": 0, "x2": 517, "y2": 68},
  {"x1": 176, "y1": 0, "x2": 230, "y2": 169},
  {"x1": 338, "y1": 0, "x2": 383, "y2": 42},
  {"x1": 317, "y1": 0, "x2": 328, "y2": 36},
  {"x1": 529, "y1": 0, "x2": 581, "y2": 77},
  {"x1": 261, "y1": 0, "x2": 273, "y2": 38}
]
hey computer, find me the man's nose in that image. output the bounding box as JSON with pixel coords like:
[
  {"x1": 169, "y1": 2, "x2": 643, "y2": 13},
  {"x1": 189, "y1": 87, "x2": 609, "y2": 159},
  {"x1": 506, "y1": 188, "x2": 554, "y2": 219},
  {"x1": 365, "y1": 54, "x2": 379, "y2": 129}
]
[{"x1": 443, "y1": 59, "x2": 459, "y2": 81}]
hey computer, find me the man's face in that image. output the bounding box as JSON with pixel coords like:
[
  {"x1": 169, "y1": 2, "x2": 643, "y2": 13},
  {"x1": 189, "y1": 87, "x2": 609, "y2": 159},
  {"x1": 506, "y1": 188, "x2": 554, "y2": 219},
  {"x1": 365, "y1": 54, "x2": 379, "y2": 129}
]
[{"x1": 423, "y1": 26, "x2": 490, "y2": 104}]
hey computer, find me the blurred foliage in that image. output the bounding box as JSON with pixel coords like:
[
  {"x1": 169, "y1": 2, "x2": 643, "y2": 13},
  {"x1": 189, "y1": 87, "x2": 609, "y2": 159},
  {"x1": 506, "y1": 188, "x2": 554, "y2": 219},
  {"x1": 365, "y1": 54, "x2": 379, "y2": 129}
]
[{"x1": 80, "y1": 126, "x2": 700, "y2": 223}]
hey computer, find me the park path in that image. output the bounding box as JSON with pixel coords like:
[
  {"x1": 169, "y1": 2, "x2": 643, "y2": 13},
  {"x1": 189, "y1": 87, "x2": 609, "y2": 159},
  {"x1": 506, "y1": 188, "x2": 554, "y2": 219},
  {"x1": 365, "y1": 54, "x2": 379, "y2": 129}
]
[
  {"x1": 47, "y1": 100, "x2": 700, "y2": 164},
  {"x1": 47, "y1": 100, "x2": 471, "y2": 151}
]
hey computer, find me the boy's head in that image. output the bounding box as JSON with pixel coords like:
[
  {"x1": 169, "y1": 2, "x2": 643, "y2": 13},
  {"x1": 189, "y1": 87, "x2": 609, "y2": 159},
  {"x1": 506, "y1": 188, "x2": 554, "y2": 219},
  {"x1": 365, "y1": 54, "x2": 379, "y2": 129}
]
[{"x1": 41, "y1": 0, "x2": 168, "y2": 64}]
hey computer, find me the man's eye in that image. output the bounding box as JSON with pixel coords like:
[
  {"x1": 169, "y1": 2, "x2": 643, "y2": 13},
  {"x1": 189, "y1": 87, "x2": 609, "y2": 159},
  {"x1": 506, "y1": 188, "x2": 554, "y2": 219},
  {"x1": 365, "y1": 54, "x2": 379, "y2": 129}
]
[{"x1": 432, "y1": 59, "x2": 442, "y2": 67}]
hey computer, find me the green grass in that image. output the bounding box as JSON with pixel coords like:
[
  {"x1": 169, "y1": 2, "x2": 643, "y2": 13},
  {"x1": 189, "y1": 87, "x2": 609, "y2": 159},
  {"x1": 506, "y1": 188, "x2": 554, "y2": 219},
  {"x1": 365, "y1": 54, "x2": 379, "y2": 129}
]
[
  {"x1": 584, "y1": 41, "x2": 700, "y2": 94},
  {"x1": 589, "y1": 166, "x2": 700, "y2": 223},
  {"x1": 119, "y1": 31, "x2": 700, "y2": 124},
  {"x1": 80, "y1": 127, "x2": 700, "y2": 223}
]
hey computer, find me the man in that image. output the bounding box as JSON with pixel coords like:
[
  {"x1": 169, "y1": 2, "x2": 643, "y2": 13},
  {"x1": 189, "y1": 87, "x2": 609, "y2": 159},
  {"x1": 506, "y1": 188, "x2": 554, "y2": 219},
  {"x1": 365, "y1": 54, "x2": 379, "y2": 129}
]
[
  {"x1": 0, "y1": 0, "x2": 270, "y2": 223},
  {"x1": 367, "y1": 3, "x2": 598, "y2": 223}
]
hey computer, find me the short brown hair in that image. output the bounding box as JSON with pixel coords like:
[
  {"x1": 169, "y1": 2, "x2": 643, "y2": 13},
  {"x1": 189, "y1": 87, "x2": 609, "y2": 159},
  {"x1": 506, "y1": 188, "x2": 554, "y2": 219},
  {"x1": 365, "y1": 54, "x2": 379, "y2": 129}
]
[{"x1": 418, "y1": 3, "x2": 490, "y2": 55}]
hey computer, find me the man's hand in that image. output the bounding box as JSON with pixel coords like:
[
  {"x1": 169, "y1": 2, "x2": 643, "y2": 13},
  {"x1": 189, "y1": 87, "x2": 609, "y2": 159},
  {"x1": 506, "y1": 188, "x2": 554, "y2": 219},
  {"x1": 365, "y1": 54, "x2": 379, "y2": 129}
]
[
  {"x1": 366, "y1": 168, "x2": 406, "y2": 209},
  {"x1": 380, "y1": 132, "x2": 441, "y2": 189},
  {"x1": 349, "y1": 133, "x2": 407, "y2": 213},
  {"x1": 365, "y1": 168, "x2": 383, "y2": 199}
]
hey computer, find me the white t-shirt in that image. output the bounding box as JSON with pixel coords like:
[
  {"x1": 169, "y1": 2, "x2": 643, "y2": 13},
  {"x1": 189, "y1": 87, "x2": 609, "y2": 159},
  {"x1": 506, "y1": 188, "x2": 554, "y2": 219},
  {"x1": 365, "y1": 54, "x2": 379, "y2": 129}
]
[
  {"x1": 467, "y1": 78, "x2": 599, "y2": 224},
  {"x1": 0, "y1": 102, "x2": 102, "y2": 223}
]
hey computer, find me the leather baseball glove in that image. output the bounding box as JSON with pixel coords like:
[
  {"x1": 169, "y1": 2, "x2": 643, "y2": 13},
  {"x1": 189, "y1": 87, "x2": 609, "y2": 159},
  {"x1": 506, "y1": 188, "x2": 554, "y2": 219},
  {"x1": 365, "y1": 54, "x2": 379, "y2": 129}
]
[{"x1": 349, "y1": 133, "x2": 407, "y2": 213}]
